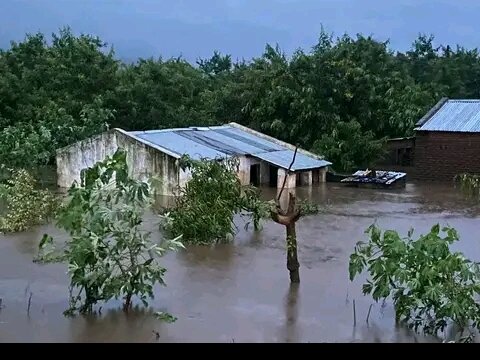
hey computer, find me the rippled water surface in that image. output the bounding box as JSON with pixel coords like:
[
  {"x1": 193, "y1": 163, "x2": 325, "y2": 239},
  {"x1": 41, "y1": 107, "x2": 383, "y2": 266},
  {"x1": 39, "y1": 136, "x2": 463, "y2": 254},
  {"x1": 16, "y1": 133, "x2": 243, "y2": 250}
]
[{"x1": 1, "y1": 182, "x2": 479, "y2": 342}]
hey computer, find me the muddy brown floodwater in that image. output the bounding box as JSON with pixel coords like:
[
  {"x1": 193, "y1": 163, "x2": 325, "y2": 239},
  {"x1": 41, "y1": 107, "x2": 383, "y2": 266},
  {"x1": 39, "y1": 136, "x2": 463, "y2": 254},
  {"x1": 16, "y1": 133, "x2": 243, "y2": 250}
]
[{"x1": 1, "y1": 182, "x2": 479, "y2": 342}]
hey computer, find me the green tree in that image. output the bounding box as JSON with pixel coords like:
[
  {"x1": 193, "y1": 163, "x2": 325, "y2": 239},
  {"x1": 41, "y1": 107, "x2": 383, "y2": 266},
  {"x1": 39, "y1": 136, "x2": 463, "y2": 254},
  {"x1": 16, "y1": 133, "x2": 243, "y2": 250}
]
[
  {"x1": 4, "y1": 26, "x2": 480, "y2": 172},
  {"x1": 197, "y1": 51, "x2": 232, "y2": 76},
  {"x1": 109, "y1": 57, "x2": 212, "y2": 131},
  {"x1": 312, "y1": 120, "x2": 386, "y2": 173},
  {"x1": 37, "y1": 150, "x2": 183, "y2": 315},
  {"x1": 0, "y1": 97, "x2": 113, "y2": 168},
  {"x1": 0, "y1": 27, "x2": 118, "y2": 167}
]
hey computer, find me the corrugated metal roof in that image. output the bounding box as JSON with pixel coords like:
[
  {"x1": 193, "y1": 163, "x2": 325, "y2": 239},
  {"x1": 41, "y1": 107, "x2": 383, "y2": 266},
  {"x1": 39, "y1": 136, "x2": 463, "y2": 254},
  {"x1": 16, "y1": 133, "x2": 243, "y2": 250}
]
[
  {"x1": 417, "y1": 99, "x2": 480, "y2": 132},
  {"x1": 129, "y1": 125, "x2": 330, "y2": 171},
  {"x1": 253, "y1": 150, "x2": 332, "y2": 171},
  {"x1": 134, "y1": 131, "x2": 228, "y2": 160},
  {"x1": 213, "y1": 127, "x2": 284, "y2": 152}
]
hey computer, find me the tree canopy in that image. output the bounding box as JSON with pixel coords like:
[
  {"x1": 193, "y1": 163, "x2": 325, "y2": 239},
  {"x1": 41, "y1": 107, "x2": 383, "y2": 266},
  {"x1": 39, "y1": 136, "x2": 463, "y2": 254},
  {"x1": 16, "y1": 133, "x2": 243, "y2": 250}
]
[{"x1": 2, "y1": 27, "x2": 480, "y2": 172}]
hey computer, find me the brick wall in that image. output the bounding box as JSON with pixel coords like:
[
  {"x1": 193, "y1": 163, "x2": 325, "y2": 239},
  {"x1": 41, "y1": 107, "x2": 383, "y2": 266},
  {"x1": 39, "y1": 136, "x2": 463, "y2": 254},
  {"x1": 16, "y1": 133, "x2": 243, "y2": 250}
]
[{"x1": 415, "y1": 131, "x2": 480, "y2": 181}]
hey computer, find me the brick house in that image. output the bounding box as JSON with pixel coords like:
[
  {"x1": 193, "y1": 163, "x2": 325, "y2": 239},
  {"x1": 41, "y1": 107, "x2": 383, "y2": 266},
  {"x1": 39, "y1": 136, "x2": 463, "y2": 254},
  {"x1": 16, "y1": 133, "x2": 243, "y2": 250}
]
[{"x1": 415, "y1": 98, "x2": 480, "y2": 181}]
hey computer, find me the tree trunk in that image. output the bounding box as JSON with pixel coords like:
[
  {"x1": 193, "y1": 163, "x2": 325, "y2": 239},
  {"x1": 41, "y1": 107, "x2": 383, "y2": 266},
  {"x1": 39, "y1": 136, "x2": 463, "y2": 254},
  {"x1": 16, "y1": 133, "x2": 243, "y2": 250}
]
[
  {"x1": 271, "y1": 192, "x2": 301, "y2": 283},
  {"x1": 286, "y1": 223, "x2": 300, "y2": 283},
  {"x1": 271, "y1": 147, "x2": 302, "y2": 283},
  {"x1": 124, "y1": 293, "x2": 132, "y2": 312}
]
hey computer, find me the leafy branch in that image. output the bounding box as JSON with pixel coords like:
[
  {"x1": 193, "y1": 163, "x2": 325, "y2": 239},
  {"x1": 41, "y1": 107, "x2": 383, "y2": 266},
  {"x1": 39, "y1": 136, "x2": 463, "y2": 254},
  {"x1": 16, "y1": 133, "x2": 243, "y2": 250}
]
[{"x1": 349, "y1": 223, "x2": 480, "y2": 342}]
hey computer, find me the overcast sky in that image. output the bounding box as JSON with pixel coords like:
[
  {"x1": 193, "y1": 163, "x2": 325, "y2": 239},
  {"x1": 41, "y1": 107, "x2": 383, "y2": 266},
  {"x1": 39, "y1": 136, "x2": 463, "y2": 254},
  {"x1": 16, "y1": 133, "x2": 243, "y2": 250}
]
[{"x1": 1, "y1": 0, "x2": 479, "y2": 62}]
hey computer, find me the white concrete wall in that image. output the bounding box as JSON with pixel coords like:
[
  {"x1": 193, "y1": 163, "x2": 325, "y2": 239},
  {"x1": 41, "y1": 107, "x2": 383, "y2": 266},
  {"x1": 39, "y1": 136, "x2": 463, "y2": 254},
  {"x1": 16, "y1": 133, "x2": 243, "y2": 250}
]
[
  {"x1": 237, "y1": 156, "x2": 250, "y2": 185},
  {"x1": 319, "y1": 167, "x2": 327, "y2": 183},
  {"x1": 56, "y1": 131, "x2": 118, "y2": 188},
  {"x1": 116, "y1": 131, "x2": 180, "y2": 195},
  {"x1": 277, "y1": 168, "x2": 296, "y2": 189},
  {"x1": 56, "y1": 130, "x2": 181, "y2": 195},
  {"x1": 300, "y1": 171, "x2": 313, "y2": 185},
  {"x1": 237, "y1": 156, "x2": 262, "y2": 186}
]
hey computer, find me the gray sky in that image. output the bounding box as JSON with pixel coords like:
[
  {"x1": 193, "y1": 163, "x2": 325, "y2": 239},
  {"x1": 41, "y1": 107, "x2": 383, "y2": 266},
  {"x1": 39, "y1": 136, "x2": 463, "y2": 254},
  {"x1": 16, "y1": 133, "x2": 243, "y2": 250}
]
[{"x1": 1, "y1": 0, "x2": 479, "y2": 62}]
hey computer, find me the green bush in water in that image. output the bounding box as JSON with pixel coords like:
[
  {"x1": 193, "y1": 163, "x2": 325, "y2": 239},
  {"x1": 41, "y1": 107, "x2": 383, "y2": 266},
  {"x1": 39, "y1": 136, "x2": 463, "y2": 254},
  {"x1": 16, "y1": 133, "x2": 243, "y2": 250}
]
[
  {"x1": 161, "y1": 155, "x2": 269, "y2": 245},
  {"x1": 0, "y1": 168, "x2": 58, "y2": 233},
  {"x1": 37, "y1": 149, "x2": 184, "y2": 316},
  {"x1": 350, "y1": 224, "x2": 480, "y2": 342}
]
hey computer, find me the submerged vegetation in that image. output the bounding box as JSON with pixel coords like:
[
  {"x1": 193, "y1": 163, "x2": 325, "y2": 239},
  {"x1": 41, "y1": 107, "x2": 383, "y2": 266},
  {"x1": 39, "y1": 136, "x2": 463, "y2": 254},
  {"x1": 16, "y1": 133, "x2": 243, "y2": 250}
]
[
  {"x1": 37, "y1": 150, "x2": 183, "y2": 315},
  {"x1": 456, "y1": 173, "x2": 480, "y2": 199},
  {"x1": 350, "y1": 224, "x2": 480, "y2": 342},
  {"x1": 0, "y1": 168, "x2": 57, "y2": 233},
  {"x1": 162, "y1": 155, "x2": 269, "y2": 245},
  {"x1": 161, "y1": 151, "x2": 319, "y2": 283}
]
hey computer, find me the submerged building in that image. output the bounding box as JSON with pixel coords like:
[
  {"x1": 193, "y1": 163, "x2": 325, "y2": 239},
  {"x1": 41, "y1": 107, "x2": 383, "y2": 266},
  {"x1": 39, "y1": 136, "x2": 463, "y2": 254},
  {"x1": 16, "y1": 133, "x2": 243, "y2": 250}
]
[
  {"x1": 56, "y1": 122, "x2": 331, "y2": 195},
  {"x1": 381, "y1": 98, "x2": 480, "y2": 181},
  {"x1": 414, "y1": 98, "x2": 480, "y2": 181}
]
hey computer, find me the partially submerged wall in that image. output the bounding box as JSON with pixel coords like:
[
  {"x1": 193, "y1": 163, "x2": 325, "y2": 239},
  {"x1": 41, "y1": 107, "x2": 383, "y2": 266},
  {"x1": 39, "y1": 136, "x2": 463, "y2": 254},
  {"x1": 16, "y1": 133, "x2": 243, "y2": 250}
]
[
  {"x1": 56, "y1": 130, "x2": 180, "y2": 195},
  {"x1": 56, "y1": 131, "x2": 118, "y2": 188},
  {"x1": 116, "y1": 131, "x2": 180, "y2": 195},
  {"x1": 415, "y1": 131, "x2": 480, "y2": 181}
]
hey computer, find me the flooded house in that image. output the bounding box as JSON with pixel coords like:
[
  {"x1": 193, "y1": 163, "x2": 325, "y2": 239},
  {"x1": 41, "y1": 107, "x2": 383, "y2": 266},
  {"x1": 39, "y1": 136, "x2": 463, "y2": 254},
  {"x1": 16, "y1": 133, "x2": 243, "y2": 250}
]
[
  {"x1": 382, "y1": 98, "x2": 480, "y2": 181},
  {"x1": 384, "y1": 137, "x2": 415, "y2": 167},
  {"x1": 56, "y1": 122, "x2": 331, "y2": 195},
  {"x1": 414, "y1": 98, "x2": 480, "y2": 181}
]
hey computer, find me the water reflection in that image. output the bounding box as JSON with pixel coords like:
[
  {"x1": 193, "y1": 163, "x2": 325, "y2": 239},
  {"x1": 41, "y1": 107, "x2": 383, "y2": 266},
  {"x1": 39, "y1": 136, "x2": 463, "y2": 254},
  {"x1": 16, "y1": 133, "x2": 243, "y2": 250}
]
[
  {"x1": 176, "y1": 244, "x2": 236, "y2": 271},
  {"x1": 69, "y1": 307, "x2": 161, "y2": 343},
  {"x1": 282, "y1": 283, "x2": 300, "y2": 343}
]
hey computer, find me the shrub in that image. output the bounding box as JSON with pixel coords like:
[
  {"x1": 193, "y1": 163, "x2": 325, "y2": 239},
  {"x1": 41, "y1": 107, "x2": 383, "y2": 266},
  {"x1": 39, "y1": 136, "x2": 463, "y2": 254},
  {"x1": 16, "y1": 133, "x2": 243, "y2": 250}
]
[
  {"x1": 37, "y1": 150, "x2": 183, "y2": 315},
  {"x1": 0, "y1": 168, "x2": 58, "y2": 233},
  {"x1": 349, "y1": 224, "x2": 480, "y2": 342},
  {"x1": 162, "y1": 156, "x2": 266, "y2": 245}
]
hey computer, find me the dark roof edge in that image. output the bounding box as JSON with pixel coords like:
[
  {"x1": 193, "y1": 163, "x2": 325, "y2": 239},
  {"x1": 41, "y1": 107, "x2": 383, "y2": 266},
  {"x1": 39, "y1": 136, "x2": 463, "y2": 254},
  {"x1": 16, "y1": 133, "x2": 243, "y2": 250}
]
[
  {"x1": 415, "y1": 97, "x2": 449, "y2": 127},
  {"x1": 228, "y1": 122, "x2": 326, "y2": 161}
]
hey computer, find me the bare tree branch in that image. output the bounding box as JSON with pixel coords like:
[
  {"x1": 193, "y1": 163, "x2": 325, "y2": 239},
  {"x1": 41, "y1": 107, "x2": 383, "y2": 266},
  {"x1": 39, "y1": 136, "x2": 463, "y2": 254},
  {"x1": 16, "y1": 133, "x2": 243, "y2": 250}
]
[{"x1": 277, "y1": 146, "x2": 298, "y2": 203}]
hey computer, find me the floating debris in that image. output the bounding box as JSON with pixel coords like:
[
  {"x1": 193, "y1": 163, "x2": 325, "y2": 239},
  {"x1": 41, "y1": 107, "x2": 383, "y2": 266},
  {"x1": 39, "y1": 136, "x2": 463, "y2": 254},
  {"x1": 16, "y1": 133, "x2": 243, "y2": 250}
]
[{"x1": 341, "y1": 169, "x2": 407, "y2": 188}]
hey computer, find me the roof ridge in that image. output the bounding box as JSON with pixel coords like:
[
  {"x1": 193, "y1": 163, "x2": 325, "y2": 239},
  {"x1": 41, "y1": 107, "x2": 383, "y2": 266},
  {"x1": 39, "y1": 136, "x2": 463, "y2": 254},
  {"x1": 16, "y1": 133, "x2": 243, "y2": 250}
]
[
  {"x1": 415, "y1": 97, "x2": 448, "y2": 127},
  {"x1": 416, "y1": 98, "x2": 480, "y2": 133},
  {"x1": 448, "y1": 99, "x2": 480, "y2": 102},
  {"x1": 128, "y1": 125, "x2": 231, "y2": 135}
]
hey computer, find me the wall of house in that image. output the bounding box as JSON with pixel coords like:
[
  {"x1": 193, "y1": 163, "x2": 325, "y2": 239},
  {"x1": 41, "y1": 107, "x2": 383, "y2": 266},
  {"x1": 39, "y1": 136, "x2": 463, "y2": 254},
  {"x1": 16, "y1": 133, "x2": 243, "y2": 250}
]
[
  {"x1": 116, "y1": 131, "x2": 180, "y2": 195},
  {"x1": 237, "y1": 156, "x2": 252, "y2": 185},
  {"x1": 415, "y1": 131, "x2": 480, "y2": 181},
  {"x1": 56, "y1": 130, "x2": 180, "y2": 195},
  {"x1": 237, "y1": 156, "x2": 267, "y2": 186},
  {"x1": 277, "y1": 168, "x2": 296, "y2": 189},
  {"x1": 382, "y1": 138, "x2": 415, "y2": 166},
  {"x1": 56, "y1": 130, "x2": 118, "y2": 188}
]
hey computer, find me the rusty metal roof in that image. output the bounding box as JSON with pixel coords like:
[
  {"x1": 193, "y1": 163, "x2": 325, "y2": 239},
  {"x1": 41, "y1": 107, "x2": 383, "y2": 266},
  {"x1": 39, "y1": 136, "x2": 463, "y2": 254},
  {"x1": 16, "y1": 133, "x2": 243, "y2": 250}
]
[
  {"x1": 129, "y1": 125, "x2": 331, "y2": 171},
  {"x1": 416, "y1": 99, "x2": 480, "y2": 132}
]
